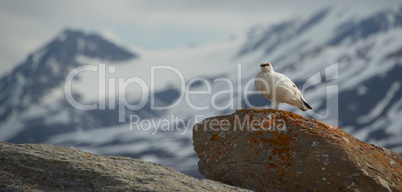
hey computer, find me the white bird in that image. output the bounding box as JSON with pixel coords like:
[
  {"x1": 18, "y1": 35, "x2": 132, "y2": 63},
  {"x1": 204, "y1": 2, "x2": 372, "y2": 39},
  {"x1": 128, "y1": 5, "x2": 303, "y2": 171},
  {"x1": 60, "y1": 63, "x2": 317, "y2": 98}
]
[{"x1": 254, "y1": 62, "x2": 312, "y2": 111}]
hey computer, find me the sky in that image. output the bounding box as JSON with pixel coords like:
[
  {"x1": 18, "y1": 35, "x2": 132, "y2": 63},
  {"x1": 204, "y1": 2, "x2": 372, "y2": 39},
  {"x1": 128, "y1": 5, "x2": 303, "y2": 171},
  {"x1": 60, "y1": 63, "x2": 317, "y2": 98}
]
[{"x1": 0, "y1": 0, "x2": 400, "y2": 76}]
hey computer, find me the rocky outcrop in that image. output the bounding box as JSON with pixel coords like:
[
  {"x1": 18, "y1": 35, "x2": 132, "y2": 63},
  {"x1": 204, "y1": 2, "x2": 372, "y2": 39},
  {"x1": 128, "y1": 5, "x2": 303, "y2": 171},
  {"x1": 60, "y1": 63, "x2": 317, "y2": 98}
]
[
  {"x1": 0, "y1": 142, "x2": 250, "y2": 192},
  {"x1": 193, "y1": 109, "x2": 402, "y2": 192}
]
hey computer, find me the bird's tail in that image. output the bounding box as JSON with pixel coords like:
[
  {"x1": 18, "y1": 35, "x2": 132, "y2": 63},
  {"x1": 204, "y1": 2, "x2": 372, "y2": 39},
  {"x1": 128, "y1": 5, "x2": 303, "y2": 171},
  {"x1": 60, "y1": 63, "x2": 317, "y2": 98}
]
[{"x1": 300, "y1": 100, "x2": 312, "y2": 111}]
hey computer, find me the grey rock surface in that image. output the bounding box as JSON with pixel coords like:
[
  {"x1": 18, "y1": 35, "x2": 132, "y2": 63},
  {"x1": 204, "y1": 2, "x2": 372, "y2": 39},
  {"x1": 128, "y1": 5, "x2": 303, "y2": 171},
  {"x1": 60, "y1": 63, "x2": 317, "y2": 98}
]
[{"x1": 0, "y1": 142, "x2": 250, "y2": 192}]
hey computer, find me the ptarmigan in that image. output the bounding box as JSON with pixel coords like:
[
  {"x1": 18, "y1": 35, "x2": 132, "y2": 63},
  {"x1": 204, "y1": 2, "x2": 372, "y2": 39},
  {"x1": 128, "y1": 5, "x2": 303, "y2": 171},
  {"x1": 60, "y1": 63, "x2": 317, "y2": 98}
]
[{"x1": 254, "y1": 62, "x2": 312, "y2": 111}]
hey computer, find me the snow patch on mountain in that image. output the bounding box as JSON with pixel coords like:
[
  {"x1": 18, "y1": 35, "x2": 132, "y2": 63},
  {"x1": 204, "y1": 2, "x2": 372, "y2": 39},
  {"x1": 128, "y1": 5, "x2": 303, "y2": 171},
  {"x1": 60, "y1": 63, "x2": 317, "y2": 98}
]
[
  {"x1": 1, "y1": 4, "x2": 402, "y2": 178},
  {"x1": 357, "y1": 81, "x2": 400, "y2": 124},
  {"x1": 0, "y1": 115, "x2": 24, "y2": 141}
]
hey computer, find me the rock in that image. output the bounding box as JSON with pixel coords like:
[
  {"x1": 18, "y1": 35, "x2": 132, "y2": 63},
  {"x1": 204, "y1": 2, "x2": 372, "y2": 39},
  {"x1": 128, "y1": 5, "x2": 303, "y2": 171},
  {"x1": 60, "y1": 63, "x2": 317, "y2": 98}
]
[
  {"x1": 193, "y1": 108, "x2": 402, "y2": 192},
  {"x1": 0, "y1": 142, "x2": 250, "y2": 192}
]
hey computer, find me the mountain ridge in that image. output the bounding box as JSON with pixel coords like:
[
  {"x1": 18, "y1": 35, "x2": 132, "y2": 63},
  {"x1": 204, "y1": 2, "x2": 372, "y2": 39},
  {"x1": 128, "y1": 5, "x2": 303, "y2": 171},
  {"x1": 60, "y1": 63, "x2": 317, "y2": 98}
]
[{"x1": 1, "y1": 5, "x2": 402, "y2": 178}]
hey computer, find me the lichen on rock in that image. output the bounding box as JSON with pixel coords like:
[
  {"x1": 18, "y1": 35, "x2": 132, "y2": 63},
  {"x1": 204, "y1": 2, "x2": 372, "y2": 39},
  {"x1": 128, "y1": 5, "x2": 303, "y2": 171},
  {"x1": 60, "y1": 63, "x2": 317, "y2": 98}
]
[{"x1": 193, "y1": 108, "x2": 402, "y2": 192}]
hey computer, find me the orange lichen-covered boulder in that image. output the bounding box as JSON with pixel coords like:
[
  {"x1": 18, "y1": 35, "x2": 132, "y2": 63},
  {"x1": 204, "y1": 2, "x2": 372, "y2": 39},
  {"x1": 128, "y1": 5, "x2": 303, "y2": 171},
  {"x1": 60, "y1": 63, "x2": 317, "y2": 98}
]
[{"x1": 193, "y1": 108, "x2": 402, "y2": 192}]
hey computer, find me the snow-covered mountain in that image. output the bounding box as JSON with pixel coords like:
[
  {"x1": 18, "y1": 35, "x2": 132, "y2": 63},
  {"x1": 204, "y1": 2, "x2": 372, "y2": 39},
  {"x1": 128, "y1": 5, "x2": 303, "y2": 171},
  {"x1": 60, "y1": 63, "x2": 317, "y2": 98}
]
[{"x1": 1, "y1": 5, "x2": 402, "y2": 178}]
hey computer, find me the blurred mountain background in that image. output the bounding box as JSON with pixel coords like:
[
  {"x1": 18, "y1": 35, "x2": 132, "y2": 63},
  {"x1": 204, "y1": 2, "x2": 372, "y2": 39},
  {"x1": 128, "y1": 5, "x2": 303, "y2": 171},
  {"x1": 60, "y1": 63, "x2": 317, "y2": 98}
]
[{"x1": 1, "y1": 0, "x2": 402, "y2": 178}]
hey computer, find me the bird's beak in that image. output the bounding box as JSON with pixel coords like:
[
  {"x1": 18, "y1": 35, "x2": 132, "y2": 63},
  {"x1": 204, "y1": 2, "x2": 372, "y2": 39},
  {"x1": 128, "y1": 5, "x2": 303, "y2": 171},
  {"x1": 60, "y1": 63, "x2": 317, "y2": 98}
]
[{"x1": 260, "y1": 64, "x2": 265, "y2": 67}]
